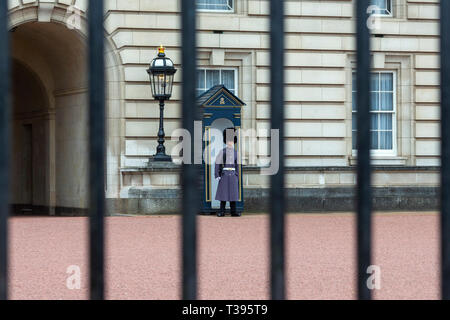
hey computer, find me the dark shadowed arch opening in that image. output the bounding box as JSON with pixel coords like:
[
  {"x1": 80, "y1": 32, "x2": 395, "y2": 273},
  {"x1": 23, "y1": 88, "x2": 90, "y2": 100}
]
[{"x1": 11, "y1": 21, "x2": 88, "y2": 215}]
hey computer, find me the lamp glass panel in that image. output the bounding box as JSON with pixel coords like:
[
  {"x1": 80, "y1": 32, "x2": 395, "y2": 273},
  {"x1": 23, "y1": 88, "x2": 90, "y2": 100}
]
[
  {"x1": 166, "y1": 73, "x2": 174, "y2": 96},
  {"x1": 161, "y1": 73, "x2": 167, "y2": 96},
  {"x1": 151, "y1": 73, "x2": 157, "y2": 97},
  {"x1": 159, "y1": 73, "x2": 165, "y2": 96},
  {"x1": 153, "y1": 73, "x2": 160, "y2": 97}
]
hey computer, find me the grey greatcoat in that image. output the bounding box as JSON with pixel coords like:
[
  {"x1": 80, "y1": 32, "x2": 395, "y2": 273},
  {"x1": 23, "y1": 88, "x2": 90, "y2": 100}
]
[{"x1": 215, "y1": 147, "x2": 239, "y2": 202}]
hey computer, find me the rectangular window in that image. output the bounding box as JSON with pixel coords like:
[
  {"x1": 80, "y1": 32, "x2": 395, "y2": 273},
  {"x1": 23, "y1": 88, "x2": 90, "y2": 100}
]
[
  {"x1": 197, "y1": 68, "x2": 237, "y2": 96},
  {"x1": 370, "y1": 0, "x2": 392, "y2": 16},
  {"x1": 352, "y1": 72, "x2": 396, "y2": 155},
  {"x1": 197, "y1": 0, "x2": 234, "y2": 12}
]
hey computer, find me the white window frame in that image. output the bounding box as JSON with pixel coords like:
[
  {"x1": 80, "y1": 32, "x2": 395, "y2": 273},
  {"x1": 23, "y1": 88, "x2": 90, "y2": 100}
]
[
  {"x1": 197, "y1": 67, "x2": 239, "y2": 96},
  {"x1": 197, "y1": 0, "x2": 234, "y2": 13},
  {"x1": 352, "y1": 71, "x2": 397, "y2": 157},
  {"x1": 369, "y1": 0, "x2": 393, "y2": 17}
]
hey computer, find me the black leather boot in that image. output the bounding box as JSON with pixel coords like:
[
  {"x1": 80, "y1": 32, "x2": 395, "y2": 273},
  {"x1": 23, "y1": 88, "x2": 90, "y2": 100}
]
[
  {"x1": 217, "y1": 201, "x2": 226, "y2": 217},
  {"x1": 230, "y1": 202, "x2": 240, "y2": 217}
]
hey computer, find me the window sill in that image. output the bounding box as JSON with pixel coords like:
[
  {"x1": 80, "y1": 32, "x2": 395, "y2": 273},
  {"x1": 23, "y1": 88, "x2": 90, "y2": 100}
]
[
  {"x1": 349, "y1": 156, "x2": 407, "y2": 167},
  {"x1": 197, "y1": 9, "x2": 235, "y2": 14},
  {"x1": 371, "y1": 13, "x2": 393, "y2": 18}
]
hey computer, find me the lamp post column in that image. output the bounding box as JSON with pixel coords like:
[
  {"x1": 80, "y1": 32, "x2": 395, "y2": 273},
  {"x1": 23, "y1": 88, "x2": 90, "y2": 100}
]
[{"x1": 155, "y1": 98, "x2": 171, "y2": 161}]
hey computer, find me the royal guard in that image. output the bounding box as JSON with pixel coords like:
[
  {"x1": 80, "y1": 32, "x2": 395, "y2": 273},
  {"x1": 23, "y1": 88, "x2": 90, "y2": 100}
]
[{"x1": 215, "y1": 128, "x2": 241, "y2": 217}]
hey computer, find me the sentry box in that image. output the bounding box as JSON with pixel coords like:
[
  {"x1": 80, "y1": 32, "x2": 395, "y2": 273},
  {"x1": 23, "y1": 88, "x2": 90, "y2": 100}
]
[{"x1": 199, "y1": 85, "x2": 246, "y2": 215}]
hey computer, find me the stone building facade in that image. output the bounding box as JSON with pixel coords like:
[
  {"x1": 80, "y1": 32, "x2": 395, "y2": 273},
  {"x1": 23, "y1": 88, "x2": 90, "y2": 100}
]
[{"x1": 6, "y1": 0, "x2": 442, "y2": 214}]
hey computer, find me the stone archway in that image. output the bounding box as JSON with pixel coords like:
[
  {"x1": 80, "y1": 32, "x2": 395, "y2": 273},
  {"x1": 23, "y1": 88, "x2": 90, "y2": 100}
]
[
  {"x1": 8, "y1": 2, "x2": 124, "y2": 215},
  {"x1": 11, "y1": 21, "x2": 87, "y2": 215}
]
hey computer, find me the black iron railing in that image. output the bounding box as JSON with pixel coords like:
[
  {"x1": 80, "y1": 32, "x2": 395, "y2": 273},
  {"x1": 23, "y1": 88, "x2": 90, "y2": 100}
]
[
  {"x1": 270, "y1": 0, "x2": 286, "y2": 301},
  {"x1": 181, "y1": 0, "x2": 200, "y2": 301},
  {"x1": 441, "y1": 0, "x2": 450, "y2": 301},
  {"x1": 88, "y1": 0, "x2": 106, "y2": 301},
  {"x1": 356, "y1": 0, "x2": 373, "y2": 301},
  {"x1": 0, "y1": 0, "x2": 10, "y2": 302}
]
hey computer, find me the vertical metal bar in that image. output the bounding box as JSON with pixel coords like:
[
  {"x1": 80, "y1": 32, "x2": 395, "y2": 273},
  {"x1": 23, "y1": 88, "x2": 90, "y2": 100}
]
[
  {"x1": 356, "y1": 0, "x2": 372, "y2": 300},
  {"x1": 181, "y1": 0, "x2": 198, "y2": 300},
  {"x1": 0, "y1": 0, "x2": 10, "y2": 301},
  {"x1": 88, "y1": 0, "x2": 105, "y2": 300},
  {"x1": 440, "y1": 0, "x2": 450, "y2": 300},
  {"x1": 270, "y1": 0, "x2": 285, "y2": 300}
]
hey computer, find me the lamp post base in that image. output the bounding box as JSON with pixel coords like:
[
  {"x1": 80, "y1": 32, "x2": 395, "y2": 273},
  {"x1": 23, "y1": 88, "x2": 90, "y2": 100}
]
[{"x1": 151, "y1": 153, "x2": 173, "y2": 162}]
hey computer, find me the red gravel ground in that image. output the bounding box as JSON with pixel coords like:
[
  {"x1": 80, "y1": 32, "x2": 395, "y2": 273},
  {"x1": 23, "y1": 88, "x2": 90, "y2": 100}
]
[{"x1": 7, "y1": 212, "x2": 439, "y2": 300}]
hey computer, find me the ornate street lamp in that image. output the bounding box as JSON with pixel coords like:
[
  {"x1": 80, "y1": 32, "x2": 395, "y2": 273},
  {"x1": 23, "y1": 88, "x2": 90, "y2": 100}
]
[{"x1": 147, "y1": 45, "x2": 177, "y2": 162}]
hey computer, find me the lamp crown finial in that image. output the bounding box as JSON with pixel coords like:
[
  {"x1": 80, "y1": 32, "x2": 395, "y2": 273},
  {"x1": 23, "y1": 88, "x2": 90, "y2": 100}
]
[{"x1": 158, "y1": 45, "x2": 165, "y2": 56}]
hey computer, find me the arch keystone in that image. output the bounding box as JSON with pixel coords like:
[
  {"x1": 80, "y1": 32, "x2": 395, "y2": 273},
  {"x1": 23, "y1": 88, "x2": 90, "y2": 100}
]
[{"x1": 38, "y1": 2, "x2": 55, "y2": 22}]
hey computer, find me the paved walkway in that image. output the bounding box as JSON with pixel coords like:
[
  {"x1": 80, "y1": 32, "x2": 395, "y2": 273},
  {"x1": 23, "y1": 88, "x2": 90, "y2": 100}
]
[{"x1": 7, "y1": 213, "x2": 439, "y2": 300}]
